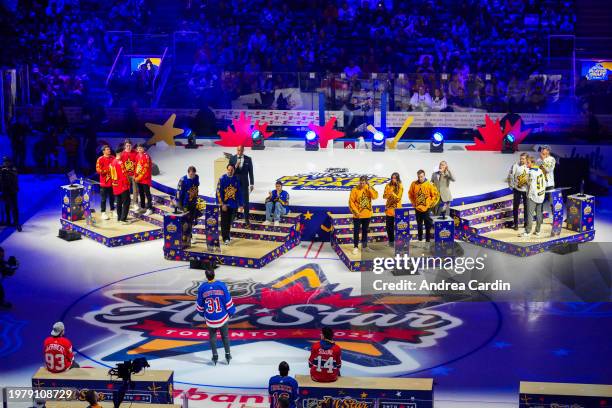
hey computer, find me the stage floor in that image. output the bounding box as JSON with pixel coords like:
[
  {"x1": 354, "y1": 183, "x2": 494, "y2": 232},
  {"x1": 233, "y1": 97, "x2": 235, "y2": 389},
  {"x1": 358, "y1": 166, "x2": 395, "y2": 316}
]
[
  {"x1": 483, "y1": 220, "x2": 588, "y2": 246},
  {"x1": 149, "y1": 145, "x2": 518, "y2": 207},
  {"x1": 68, "y1": 217, "x2": 160, "y2": 238},
  {"x1": 189, "y1": 237, "x2": 283, "y2": 257}
]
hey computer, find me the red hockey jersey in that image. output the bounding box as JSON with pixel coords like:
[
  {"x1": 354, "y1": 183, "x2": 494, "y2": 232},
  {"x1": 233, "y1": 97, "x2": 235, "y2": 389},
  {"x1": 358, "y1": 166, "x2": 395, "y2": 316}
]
[
  {"x1": 135, "y1": 152, "x2": 152, "y2": 186},
  {"x1": 120, "y1": 150, "x2": 138, "y2": 177},
  {"x1": 110, "y1": 158, "x2": 130, "y2": 195},
  {"x1": 308, "y1": 340, "x2": 342, "y2": 382},
  {"x1": 43, "y1": 336, "x2": 74, "y2": 373},
  {"x1": 96, "y1": 155, "x2": 114, "y2": 187}
]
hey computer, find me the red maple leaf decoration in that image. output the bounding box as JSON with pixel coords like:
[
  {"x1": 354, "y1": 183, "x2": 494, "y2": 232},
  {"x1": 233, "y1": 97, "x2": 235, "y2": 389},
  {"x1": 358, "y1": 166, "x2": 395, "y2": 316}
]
[
  {"x1": 308, "y1": 117, "x2": 345, "y2": 148},
  {"x1": 235, "y1": 282, "x2": 383, "y2": 312},
  {"x1": 216, "y1": 112, "x2": 274, "y2": 147},
  {"x1": 466, "y1": 115, "x2": 531, "y2": 151}
]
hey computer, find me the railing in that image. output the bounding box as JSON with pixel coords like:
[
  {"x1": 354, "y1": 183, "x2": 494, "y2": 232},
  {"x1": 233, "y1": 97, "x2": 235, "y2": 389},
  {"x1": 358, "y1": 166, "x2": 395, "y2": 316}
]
[
  {"x1": 106, "y1": 46, "x2": 124, "y2": 87},
  {"x1": 210, "y1": 71, "x2": 569, "y2": 114},
  {"x1": 152, "y1": 47, "x2": 169, "y2": 107}
]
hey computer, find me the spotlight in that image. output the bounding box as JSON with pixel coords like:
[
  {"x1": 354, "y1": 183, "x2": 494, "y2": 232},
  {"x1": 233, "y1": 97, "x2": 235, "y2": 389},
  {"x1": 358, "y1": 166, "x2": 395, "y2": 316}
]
[
  {"x1": 305, "y1": 130, "x2": 319, "y2": 151},
  {"x1": 184, "y1": 128, "x2": 198, "y2": 149},
  {"x1": 430, "y1": 131, "x2": 444, "y2": 153},
  {"x1": 251, "y1": 130, "x2": 265, "y2": 150},
  {"x1": 502, "y1": 133, "x2": 515, "y2": 154},
  {"x1": 372, "y1": 131, "x2": 385, "y2": 152}
]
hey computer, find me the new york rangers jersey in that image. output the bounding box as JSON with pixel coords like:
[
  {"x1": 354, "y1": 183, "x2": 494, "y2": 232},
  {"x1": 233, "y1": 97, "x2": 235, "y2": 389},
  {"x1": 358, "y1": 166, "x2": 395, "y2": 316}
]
[
  {"x1": 196, "y1": 280, "x2": 236, "y2": 328},
  {"x1": 527, "y1": 167, "x2": 546, "y2": 204},
  {"x1": 308, "y1": 340, "x2": 342, "y2": 382},
  {"x1": 268, "y1": 375, "x2": 299, "y2": 408}
]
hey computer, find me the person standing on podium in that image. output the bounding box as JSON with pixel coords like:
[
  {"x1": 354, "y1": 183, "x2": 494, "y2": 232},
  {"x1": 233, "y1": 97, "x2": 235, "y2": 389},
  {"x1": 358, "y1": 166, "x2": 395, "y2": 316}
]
[
  {"x1": 229, "y1": 145, "x2": 254, "y2": 227},
  {"x1": 177, "y1": 166, "x2": 201, "y2": 245},
  {"x1": 96, "y1": 145, "x2": 115, "y2": 221},
  {"x1": 349, "y1": 175, "x2": 379, "y2": 255},
  {"x1": 217, "y1": 164, "x2": 244, "y2": 245}
]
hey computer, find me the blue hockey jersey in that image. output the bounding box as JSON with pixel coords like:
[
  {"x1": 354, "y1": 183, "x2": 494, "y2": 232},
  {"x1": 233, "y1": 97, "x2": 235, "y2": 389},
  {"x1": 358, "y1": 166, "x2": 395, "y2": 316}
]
[
  {"x1": 216, "y1": 174, "x2": 243, "y2": 208},
  {"x1": 177, "y1": 174, "x2": 200, "y2": 208},
  {"x1": 268, "y1": 375, "x2": 299, "y2": 408},
  {"x1": 195, "y1": 280, "x2": 236, "y2": 328},
  {"x1": 268, "y1": 189, "x2": 290, "y2": 207}
]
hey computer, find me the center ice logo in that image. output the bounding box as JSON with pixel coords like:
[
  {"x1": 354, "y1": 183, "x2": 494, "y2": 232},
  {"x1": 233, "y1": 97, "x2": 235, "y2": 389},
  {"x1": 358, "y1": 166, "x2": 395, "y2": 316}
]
[
  {"x1": 277, "y1": 169, "x2": 388, "y2": 191},
  {"x1": 81, "y1": 264, "x2": 462, "y2": 375}
]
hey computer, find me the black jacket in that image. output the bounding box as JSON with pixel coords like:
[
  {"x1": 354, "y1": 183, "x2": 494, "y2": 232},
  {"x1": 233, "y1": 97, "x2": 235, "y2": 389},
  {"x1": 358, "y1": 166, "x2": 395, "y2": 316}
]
[{"x1": 229, "y1": 154, "x2": 254, "y2": 188}]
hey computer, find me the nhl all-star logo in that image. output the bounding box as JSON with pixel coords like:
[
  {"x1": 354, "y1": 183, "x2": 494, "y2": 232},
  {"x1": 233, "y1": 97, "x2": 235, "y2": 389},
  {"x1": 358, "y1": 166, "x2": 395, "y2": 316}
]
[
  {"x1": 277, "y1": 169, "x2": 389, "y2": 191},
  {"x1": 80, "y1": 264, "x2": 462, "y2": 376}
]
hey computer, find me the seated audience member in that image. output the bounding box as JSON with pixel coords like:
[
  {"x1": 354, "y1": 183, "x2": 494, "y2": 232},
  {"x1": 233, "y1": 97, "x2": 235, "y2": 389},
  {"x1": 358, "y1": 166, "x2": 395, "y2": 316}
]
[
  {"x1": 43, "y1": 322, "x2": 79, "y2": 373},
  {"x1": 309, "y1": 327, "x2": 342, "y2": 382},
  {"x1": 431, "y1": 88, "x2": 448, "y2": 111},
  {"x1": 265, "y1": 181, "x2": 290, "y2": 226},
  {"x1": 269, "y1": 361, "x2": 299, "y2": 408},
  {"x1": 410, "y1": 85, "x2": 432, "y2": 111}
]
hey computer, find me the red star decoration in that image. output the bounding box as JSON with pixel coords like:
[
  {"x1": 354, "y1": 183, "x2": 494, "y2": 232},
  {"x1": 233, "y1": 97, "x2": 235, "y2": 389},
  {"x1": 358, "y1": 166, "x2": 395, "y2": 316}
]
[
  {"x1": 466, "y1": 115, "x2": 531, "y2": 151},
  {"x1": 216, "y1": 112, "x2": 274, "y2": 147},
  {"x1": 308, "y1": 117, "x2": 345, "y2": 148}
]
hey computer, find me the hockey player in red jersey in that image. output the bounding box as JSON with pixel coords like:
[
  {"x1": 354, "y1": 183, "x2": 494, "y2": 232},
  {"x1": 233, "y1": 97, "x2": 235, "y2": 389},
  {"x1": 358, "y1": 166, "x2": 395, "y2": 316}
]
[
  {"x1": 308, "y1": 327, "x2": 342, "y2": 382},
  {"x1": 43, "y1": 322, "x2": 78, "y2": 373}
]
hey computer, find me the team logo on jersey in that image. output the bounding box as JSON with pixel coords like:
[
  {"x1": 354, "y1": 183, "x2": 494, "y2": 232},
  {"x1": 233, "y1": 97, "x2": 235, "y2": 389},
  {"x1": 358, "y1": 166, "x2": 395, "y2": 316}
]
[
  {"x1": 396, "y1": 221, "x2": 408, "y2": 231},
  {"x1": 584, "y1": 205, "x2": 592, "y2": 215},
  {"x1": 278, "y1": 169, "x2": 388, "y2": 191},
  {"x1": 80, "y1": 264, "x2": 462, "y2": 375},
  {"x1": 166, "y1": 223, "x2": 178, "y2": 233}
]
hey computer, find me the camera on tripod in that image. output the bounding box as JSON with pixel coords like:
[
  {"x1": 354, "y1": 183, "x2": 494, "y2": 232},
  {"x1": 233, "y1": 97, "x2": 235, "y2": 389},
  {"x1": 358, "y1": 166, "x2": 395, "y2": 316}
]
[{"x1": 108, "y1": 358, "x2": 150, "y2": 408}]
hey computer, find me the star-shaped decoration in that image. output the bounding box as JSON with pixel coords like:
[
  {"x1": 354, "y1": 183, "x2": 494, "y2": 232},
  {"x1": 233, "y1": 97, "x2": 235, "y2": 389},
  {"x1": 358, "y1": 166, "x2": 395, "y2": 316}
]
[
  {"x1": 338, "y1": 390, "x2": 346, "y2": 396},
  {"x1": 360, "y1": 392, "x2": 368, "y2": 398},
  {"x1": 304, "y1": 211, "x2": 313, "y2": 220},
  {"x1": 493, "y1": 341, "x2": 511, "y2": 349},
  {"x1": 395, "y1": 392, "x2": 402, "y2": 397},
  {"x1": 145, "y1": 113, "x2": 184, "y2": 147},
  {"x1": 553, "y1": 348, "x2": 570, "y2": 357},
  {"x1": 308, "y1": 117, "x2": 345, "y2": 148}
]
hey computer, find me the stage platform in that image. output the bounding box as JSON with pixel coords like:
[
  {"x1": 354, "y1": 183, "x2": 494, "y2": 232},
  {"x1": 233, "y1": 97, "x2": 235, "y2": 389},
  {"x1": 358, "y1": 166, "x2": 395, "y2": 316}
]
[
  {"x1": 149, "y1": 145, "x2": 518, "y2": 207},
  {"x1": 59, "y1": 217, "x2": 163, "y2": 247},
  {"x1": 150, "y1": 190, "x2": 304, "y2": 268},
  {"x1": 452, "y1": 196, "x2": 595, "y2": 257}
]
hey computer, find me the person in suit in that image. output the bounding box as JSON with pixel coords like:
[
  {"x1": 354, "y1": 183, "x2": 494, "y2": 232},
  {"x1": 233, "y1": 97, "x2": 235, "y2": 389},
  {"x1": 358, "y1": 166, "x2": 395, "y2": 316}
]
[{"x1": 229, "y1": 145, "x2": 254, "y2": 226}]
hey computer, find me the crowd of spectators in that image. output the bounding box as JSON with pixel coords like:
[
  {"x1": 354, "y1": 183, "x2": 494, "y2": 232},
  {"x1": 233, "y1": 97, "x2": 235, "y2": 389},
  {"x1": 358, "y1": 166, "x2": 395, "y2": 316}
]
[
  {"x1": 178, "y1": 0, "x2": 576, "y2": 112},
  {"x1": 1, "y1": 0, "x2": 591, "y2": 116}
]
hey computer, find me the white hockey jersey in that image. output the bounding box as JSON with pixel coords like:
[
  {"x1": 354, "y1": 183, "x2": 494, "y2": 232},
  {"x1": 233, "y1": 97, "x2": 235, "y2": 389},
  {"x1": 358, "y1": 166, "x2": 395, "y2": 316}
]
[
  {"x1": 527, "y1": 167, "x2": 546, "y2": 204},
  {"x1": 537, "y1": 156, "x2": 556, "y2": 188},
  {"x1": 508, "y1": 163, "x2": 529, "y2": 192}
]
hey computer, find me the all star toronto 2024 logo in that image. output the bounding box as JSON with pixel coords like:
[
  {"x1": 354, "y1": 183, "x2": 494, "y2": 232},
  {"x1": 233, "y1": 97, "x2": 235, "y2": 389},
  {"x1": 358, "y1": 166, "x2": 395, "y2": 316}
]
[{"x1": 80, "y1": 264, "x2": 464, "y2": 376}]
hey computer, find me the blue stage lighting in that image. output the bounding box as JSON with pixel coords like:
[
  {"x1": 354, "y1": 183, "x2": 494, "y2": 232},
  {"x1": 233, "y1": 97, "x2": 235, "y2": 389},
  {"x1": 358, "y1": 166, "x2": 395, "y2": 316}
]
[
  {"x1": 372, "y1": 131, "x2": 385, "y2": 152},
  {"x1": 430, "y1": 131, "x2": 444, "y2": 152},
  {"x1": 305, "y1": 130, "x2": 319, "y2": 151},
  {"x1": 502, "y1": 133, "x2": 516, "y2": 154},
  {"x1": 251, "y1": 130, "x2": 265, "y2": 150}
]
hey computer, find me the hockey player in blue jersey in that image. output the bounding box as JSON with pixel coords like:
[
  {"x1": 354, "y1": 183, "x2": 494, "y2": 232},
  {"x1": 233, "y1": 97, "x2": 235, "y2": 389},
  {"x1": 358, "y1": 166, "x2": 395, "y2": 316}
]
[
  {"x1": 268, "y1": 361, "x2": 299, "y2": 408},
  {"x1": 196, "y1": 268, "x2": 236, "y2": 365},
  {"x1": 217, "y1": 164, "x2": 244, "y2": 245},
  {"x1": 176, "y1": 166, "x2": 201, "y2": 244}
]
